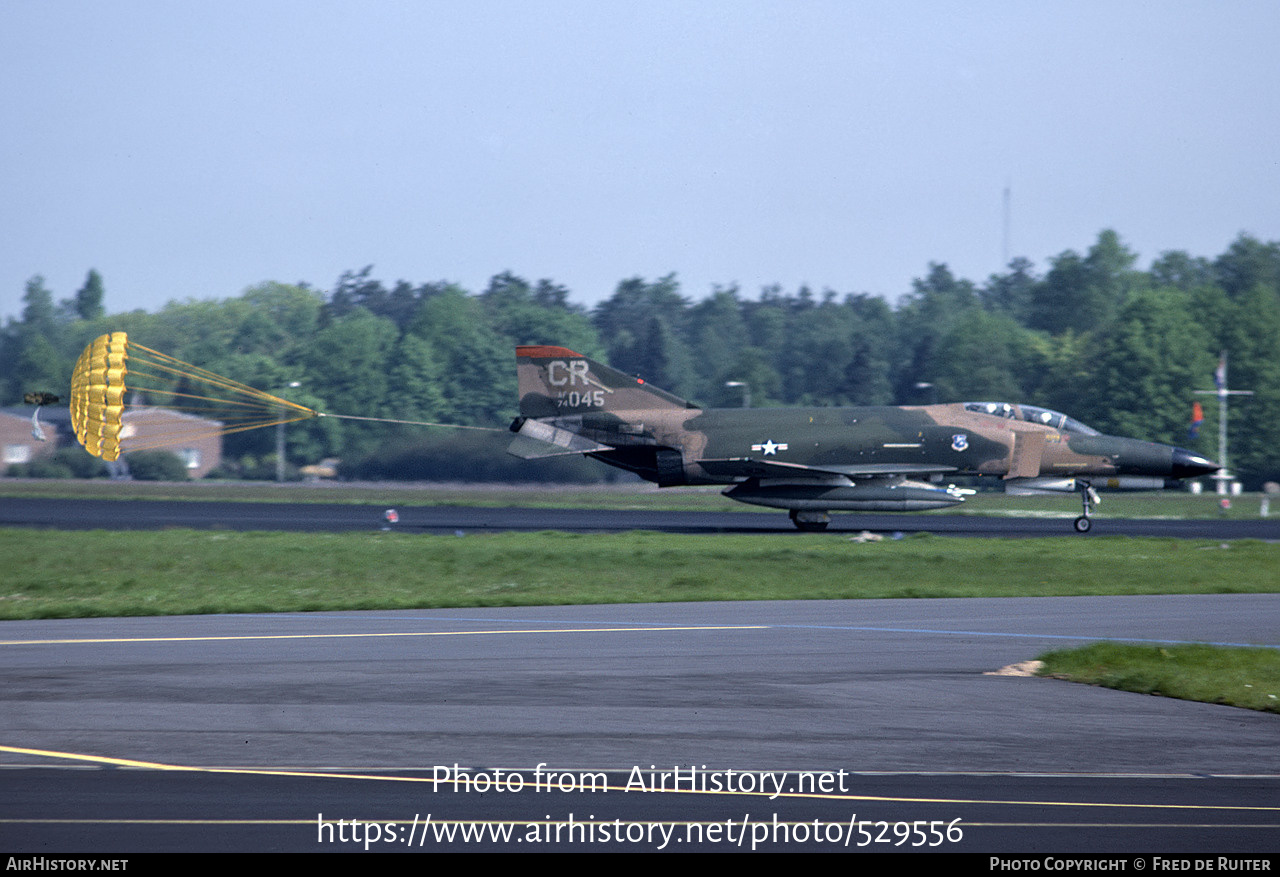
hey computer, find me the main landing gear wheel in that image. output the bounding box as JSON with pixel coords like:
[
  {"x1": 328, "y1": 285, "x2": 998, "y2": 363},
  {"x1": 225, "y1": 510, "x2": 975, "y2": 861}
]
[
  {"x1": 1073, "y1": 516, "x2": 1092, "y2": 533},
  {"x1": 789, "y1": 509, "x2": 830, "y2": 532}
]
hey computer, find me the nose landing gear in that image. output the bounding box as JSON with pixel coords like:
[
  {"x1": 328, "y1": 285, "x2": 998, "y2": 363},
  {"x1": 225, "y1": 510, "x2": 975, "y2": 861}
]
[{"x1": 1074, "y1": 481, "x2": 1100, "y2": 533}]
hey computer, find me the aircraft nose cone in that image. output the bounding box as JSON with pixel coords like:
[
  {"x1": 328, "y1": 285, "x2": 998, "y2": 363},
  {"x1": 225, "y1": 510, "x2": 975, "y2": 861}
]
[{"x1": 1170, "y1": 448, "x2": 1219, "y2": 479}]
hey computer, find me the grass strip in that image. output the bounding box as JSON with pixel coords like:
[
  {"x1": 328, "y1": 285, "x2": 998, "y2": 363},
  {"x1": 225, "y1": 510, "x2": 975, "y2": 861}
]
[
  {"x1": 1037, "y1": 642, "x2": 1280, "y2": 714},
  {"x1": 1, "y1": 529, "x2": 1276, "y2": 620}
]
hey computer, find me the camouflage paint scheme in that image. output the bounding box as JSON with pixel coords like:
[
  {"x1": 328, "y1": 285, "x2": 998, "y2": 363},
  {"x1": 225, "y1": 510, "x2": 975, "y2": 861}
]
[{"x1": 509, "y1": 346, "x2": 1219, "y2": 531}]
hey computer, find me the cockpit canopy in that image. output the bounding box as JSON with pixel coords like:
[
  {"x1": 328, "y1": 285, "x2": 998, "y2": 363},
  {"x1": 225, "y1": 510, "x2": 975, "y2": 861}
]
[{"x1": 963, "y1": 401, "x2": 1100, "y2": 435}]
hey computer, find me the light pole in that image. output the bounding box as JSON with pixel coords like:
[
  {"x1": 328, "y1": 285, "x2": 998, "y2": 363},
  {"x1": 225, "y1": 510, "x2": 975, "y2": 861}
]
[
  {"x1": 276, "y1": 381, "x2": 301, "y2": 482},
  {"x1": 725, "y1": 381, "x2": 751, "y2": 408},
  {"x1": 1194, "y1": 352, "x2": 1252, "y2": 495}
]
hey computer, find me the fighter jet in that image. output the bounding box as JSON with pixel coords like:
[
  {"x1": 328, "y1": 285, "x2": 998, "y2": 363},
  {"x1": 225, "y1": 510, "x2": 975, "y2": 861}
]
[{"x1": 508, "y1": 346, "x2": 1219, "y2": 532}]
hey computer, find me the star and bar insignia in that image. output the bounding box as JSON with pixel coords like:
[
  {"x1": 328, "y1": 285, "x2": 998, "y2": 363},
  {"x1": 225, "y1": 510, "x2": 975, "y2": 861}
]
[{"x1": 751, "y1": 439, "x2": 788, "y2": 456}]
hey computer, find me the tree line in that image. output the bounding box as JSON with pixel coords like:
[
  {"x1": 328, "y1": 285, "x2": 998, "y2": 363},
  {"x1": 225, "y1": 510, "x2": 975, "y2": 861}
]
[{"x1": 3, "y1": 230, "x2": 1278, "y2": 484}]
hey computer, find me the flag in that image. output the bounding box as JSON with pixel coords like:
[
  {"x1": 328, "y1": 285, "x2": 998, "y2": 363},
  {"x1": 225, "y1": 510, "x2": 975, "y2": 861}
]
[{"x1": 1189, "y1": 401, "x2": 1204, "y2": 440}]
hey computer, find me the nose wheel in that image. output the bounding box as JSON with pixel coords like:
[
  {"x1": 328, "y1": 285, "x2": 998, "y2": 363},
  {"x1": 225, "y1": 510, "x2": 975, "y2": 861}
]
[{"x1": 1074, "y1": 481, "x2": 1099, "y2": 533}]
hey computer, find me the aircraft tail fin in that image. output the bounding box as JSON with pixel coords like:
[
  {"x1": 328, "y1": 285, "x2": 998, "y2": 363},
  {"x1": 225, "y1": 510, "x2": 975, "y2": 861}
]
[{"x1": 515, "y1": 345, "x2": 695, "y2": 418}]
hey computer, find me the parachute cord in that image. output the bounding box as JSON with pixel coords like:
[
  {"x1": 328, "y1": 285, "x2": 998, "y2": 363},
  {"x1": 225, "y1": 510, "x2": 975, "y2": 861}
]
[
  {"x1": 127, "y1": 343, "x2": 313, "y2": 412},
  {"x1": 317, "y1": 413, "x2": 505, "y2": 432}
]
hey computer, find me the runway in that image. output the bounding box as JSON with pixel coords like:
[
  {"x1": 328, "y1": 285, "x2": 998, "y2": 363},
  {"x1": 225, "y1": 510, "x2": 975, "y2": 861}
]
[
  {"x1": 2, "y1": 496, "x2": 1277, "y2": 852},
  {"x1": 4, "y1": 495, "x2": 1279, "y2": 538},
  {"x1": 1, "y1": 597, "x2": 1277, "y2": 852}
]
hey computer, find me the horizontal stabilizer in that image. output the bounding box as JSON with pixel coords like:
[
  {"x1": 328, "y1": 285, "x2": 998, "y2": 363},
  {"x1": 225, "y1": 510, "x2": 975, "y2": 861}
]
[{"x1": 507, "y1": 418, "x2": 611, "y2": 459}]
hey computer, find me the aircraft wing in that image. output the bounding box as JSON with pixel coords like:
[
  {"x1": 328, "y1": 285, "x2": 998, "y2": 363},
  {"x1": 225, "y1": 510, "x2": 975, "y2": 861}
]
[
  {"x1": 507, "y1": 416, "x2": 962, "y2": 479},
  {"x1": 696, "y1": 458, "x2": 959, "y2": 480}
]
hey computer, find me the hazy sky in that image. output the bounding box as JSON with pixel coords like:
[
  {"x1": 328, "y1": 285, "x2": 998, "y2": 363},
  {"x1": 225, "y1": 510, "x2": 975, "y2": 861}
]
[{"x1": 3, "y1": 1, "x2": 1278, "y2": 322}]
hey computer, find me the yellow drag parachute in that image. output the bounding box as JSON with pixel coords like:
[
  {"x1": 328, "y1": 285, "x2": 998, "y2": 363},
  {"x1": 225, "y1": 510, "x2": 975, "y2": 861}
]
[{"x1": 69, "y1": 332, "x2": 316, "y2": 461}]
